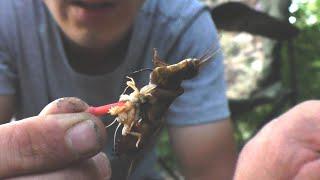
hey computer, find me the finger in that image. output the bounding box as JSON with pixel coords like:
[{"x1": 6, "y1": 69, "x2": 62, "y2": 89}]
[
  {"x1": 294, "y1": 159, "x2": 320, "y2": 180},
  {"x1": 7, "y1": 153, "x2": 111, "y2": 180},
  {"x1": 39, "y1": 97, "x2": 89, "y2": 115},
  {"x1": 0, "y1": 112, "x2": 107, "y2": 178},
  {"x1": 277, "y1": 100, "x2": 320, "y2": 125},
  {"x1": 275, "y1": 101, "x2": 320, "y2": 149}
]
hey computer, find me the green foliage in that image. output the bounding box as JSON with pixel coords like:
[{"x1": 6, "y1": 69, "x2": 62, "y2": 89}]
[
  {"x1": 287, "y1": 27, "x2": 320, "y2": 100},
  {"x1": 157, "y1": 129, "x2": 177, "y2": 168},
  {"x1": 291, "y1": 0, "x2": 320, "y2": 28}
]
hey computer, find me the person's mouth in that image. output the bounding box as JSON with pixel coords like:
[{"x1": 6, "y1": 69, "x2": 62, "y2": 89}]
[{"x1": 69, "y1": 0, "x2": 116, "y2": 10}]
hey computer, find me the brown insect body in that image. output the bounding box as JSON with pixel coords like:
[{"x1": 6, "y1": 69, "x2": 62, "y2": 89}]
[
  {"x1": 151, "y1": 58, "x2": 200, "y2": 90},
  {"x1": 114, "y1": 50, "x2": 215, "y2": 157}
]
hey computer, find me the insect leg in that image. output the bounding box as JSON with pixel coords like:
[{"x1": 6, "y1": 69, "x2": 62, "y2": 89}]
[
  {"x1": 126, "y1": 159, "x2": 136, "y2": 180},
  {"x1": 152, "y1": 48, "x2": 168, "y2": 67},
  {"x1": 105, "y1": 118, "x2": 118, "y2": 128},
  {"x1": 121, "y1": 85, "x2": 130, "y2": 95},
  {"x1": 128, "y1": 131, "x2": 142, "y2": 148},
  {"x1": 114, "y1": 123, "x2": 122, "y2": 150},
  {"x1": 126, "y1": 76, "x2": 139, "y2": 92},
  {"x1": 121, "y1": 76, "x2": 138, "y2": 95}
]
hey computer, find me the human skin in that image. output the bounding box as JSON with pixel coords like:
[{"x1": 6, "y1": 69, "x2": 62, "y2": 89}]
[
  {"x1": 42, "y1": 0, "x2": 145, "y2": 74},
  {"x1": 0, "y1": 97, "x2": 110, "y2": 179},
  {"x1": 42, "y1": 0, "x2": 145, "y2": 49},
  {"x1": 234, "y1": 100, "x2": 320, "y2": 180}
]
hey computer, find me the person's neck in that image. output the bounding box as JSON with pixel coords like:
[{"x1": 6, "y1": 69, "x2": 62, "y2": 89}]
[{"x1": 61, "y1": 32, "x2": 131, "y2": 75}]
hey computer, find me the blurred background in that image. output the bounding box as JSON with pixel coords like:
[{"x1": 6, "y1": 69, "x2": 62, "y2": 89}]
[{"x1": 157, "y1": 0, "x2": 320, "y2": 178}]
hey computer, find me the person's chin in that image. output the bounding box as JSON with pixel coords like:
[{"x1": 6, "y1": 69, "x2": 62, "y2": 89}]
[{"x1": 69, "y1": 1, "x2": 117, "y2": 25}]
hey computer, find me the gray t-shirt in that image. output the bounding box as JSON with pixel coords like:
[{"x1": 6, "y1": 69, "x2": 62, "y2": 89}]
[{"x1": 0, "y1": 0, "x2": 230, "y2": 179}]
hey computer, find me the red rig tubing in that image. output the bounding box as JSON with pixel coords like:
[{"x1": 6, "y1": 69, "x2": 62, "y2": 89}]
[{"x1": 88, "y1": 101, "x2": 126, "y2": 116}]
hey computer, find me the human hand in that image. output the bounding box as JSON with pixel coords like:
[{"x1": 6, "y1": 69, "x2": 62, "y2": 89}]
[
  {"x1": 0, "y1": 97, "x2": 110, "y2": 179},
  {"x1": 234, "y1": 100, "x2": 320, "y2": 180}
]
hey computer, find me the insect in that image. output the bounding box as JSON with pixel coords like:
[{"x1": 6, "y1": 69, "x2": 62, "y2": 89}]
[
  {"x1": 107, "y1": 76, "x2": 157, "y2": 148},
  {"x1": 87, "y1": 47, "x2": 220, "y2": 179},
  {"x1": 88, "y1": 47, "x2": 220, "y2": 158}
]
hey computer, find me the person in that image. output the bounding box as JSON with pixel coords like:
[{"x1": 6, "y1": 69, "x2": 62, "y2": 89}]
[
  {"x1": 0, "y1": 0, "x2": 236, "y2": 179},
  {"x1": 234, "y1": 100, "x2": 320, "y2": 180}
]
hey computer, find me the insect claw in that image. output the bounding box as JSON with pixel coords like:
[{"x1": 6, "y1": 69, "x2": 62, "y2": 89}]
[
  {"x1": 136, "y1": 140, "x2": 141, "y2": 148},
  {"x1": 125, "y1": 76, "x2": 140, "y2": 93}
]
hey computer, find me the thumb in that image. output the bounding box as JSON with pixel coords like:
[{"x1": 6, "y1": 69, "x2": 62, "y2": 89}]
[{"x1": 39, "y1": 97, "x2": 89, "y2": 115}]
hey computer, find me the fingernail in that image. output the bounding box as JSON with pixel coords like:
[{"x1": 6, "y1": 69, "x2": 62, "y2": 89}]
[
  {"x1": 66, "y1": 120, "x2": 102, "y2": 156},
  {"x1": 56, "y1": 97, "x2": 88, "y2": 113}
]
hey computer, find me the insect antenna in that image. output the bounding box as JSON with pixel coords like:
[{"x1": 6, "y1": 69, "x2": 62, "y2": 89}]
[
  {"x1": 198, "y1": 47, "x2": 221, "y2": 66},
  {"x1": 126, "y1": 68, "x2": 153, "y2": 77}
]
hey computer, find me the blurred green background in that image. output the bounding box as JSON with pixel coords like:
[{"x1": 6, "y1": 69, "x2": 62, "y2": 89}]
[{"x1": 157, "y1": 0, "x2": 320, "y2": 174}]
